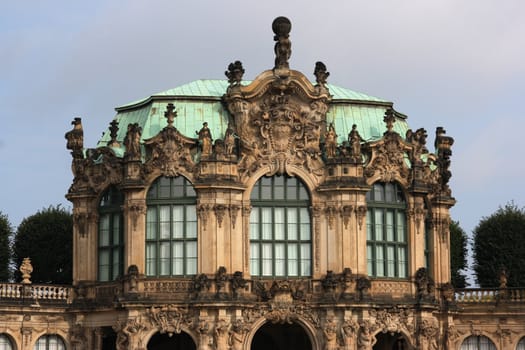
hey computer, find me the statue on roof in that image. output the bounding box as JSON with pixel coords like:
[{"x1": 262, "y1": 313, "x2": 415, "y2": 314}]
[
  {"x1": 272, "y1": 16, "x2": 292, "y2": 70},
  {"x1": 324, "y1": 123, "x2": 338, "y2": 158},
  {"x1": 197, "y1": 122, "x2": 213, "y2": 158},
  {"x1": 314, "y1": 61, "x2": 330, "y2": 86},
  {"x1": 124, "y1": 123, "x2": 142, "y2": 161},
  {"x1": 348, "y1": 124, "x2": 362, "y2": 160},
  {"x1": 225, "y1": 61, "x2": 244, "y2": 87}
]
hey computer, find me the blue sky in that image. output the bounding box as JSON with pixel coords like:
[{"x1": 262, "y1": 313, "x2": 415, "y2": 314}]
[{"x1": 1, "y1": 1, "x2": 524, "y2": 278}]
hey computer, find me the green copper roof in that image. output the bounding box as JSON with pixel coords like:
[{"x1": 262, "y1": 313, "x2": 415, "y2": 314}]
[{"x1": 97, "y1": 79, "x2": 408, "y2": 150}]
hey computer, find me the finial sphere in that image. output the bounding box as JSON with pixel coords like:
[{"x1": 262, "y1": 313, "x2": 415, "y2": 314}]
[{"x1": 272, "y1": 16, "x2": 291, "y2": 36}]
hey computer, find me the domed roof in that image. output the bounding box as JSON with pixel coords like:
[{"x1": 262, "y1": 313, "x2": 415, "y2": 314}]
[{"x1": 96, "y1": 79, "x2": 409, "y2": 155}]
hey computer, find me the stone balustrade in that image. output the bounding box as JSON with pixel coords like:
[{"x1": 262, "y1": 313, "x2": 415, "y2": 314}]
[
  {"x1": 0, "y1": 282, "x2": 73, "y2": 303},
  {"x1": 454, "y1": 287, "x2": 525, "y2": 303}
]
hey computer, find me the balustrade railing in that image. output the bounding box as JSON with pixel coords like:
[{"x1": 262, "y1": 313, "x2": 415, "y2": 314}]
[
  {"x1": 454, "y1": 287, "x2": 525, "y2": 303},
  {"x1": 0, "y1": 283, "x2": 73, "y2": 303}
]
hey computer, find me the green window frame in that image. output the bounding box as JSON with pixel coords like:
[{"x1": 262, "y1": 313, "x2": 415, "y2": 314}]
[
  {"x1": 146, "y1": 176, "x2": 197, "y2": 277},
  {"x1": 34, "y1": 335, "x2": 66, "y2": 350},
  {"x1": 98, "y1": 186, "x2": 124, "y2": 281},
  {"x1": 250, "y1": 176, "x2": 311, "y2": 277},
  {"x1": 366, "y1": 182, "x2": 408, "y2": 278}
]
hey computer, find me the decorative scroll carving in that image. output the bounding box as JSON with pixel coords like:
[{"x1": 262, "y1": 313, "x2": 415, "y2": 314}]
[
  {"x1": 364, "y1": 127, "x2": 410, "y2": 182},
  {"x1": 73, "y1": 209, "x2": 90, "y2": 238},
  {"x1": 253, "y1": 279, "x2": 307, "y2": 302},
  {"x1": 325, "y1": 205, "x2": 338, "y2": 230},
  {"x1": 123, "y1": 201, "x2": 146, "y2": 232},
  {"x1": 147, "y1": 305, "x2": 192, "y2": 336},
  {"x1": 229, "y1": 205, "x2": 240, "y2": 229},
  {"x1": 197, "y1": 204, "x2": 211, "y2": 230},
  {"x1": 230, "y1": 271, "x2": 247, "y2": 298},
  {"x1": 418, "y1": 319, "x2": 439, "y2": 350},
  {"x1": 356, "y1": 276, "x2": 371, "y2": 300},
  {"x1": 311, "y1": 205, "x2": 323, "y2": 272},
  {"x1": 408, "y1": 202, "x2": 426, "y2": 235},
  {"x1": 370, "y1": 307, "x2": 414, "y2": 335},
  {"x1": 70, "y1": 324, "x2": 87, "y2": 350},
  {"x1": 229, "y1": 319, "x2": 248, "y2": 350},
  {"x1": 192, "y1": 274, "x2": 211, "y2": 298},
  {"x1": 215, "y1": 266, "x2": 228, "y2": 294},
  {"x1": 342, "y1": 205, "x2": 354, "y2": 229},
  {"x1": 143, "y1": 104, "x2": 196, "y2": 177},
  {"x1": 114, "y1": 318, "x2": 147, "y2": 350},
  {"x1": 214, "y1": 204, "x2": 228, "y2": 228},
  {"x1": 356, "y1": 206, "x2": 367, "y2": 231}
]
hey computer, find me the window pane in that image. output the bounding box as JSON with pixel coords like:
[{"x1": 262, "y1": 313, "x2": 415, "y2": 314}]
[
  {"x1": 396, "y1": 212, "x2": 406, "y2": 242},
  {"x1": 146, "y1": 207, "x2": 157, "y2": 239},
  {"x1": 146, "y1": 243, "x2": 156, "y2": 276},
  {"x1": 159, "y1": 242, "x2": 170, "y2": 275},
  {"x1": 275, "y1": 243, "x2": 285, "y2": 276},
  {"x1": 172, "y1": 206, "x2": 183, "y2": 238},
  {"x1": 287, "y1": 208, "x2": 298, "y2": 240},
  {"x1": 366, "y1": 211, "x2": 372, "y2": 240},
  {"x1": 387, "y1": 246, "x2": 395, "y2": 277},
  {"x1": 262, "y1": 243, "x2": 273, "y2": 276},
  {"x1": 159, "y1": 206, "x2": 170, "y2": 239},
  {"x1": 274, "y1": 176, "x2": 285, "y2": 200},
  {"x1": 386, "y1": 211, "x2": 394, "y2": 241},
  {"x1": 374, "y1": 210, "x2": 383, "y2": 241},
  {"x1": 375, "y1": 245, "x2": 384, "y2": 277},
  {"x1": 99, "y1": 215, "x2": 110, "y2": 246},
  {"x1": 367, "y1": 244, "x2": 373, "y2": 275},
  {"x1": 250, "y1": 207, "x2": 260, "y2": 240},
  {"x1": 274, "y1": 208, "x2": 285, "y2": 240},
  {"x1": 262, "y1": 208, "x2": 272, "y2": 240}
]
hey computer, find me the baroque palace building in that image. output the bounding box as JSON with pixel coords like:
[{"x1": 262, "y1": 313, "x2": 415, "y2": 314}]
[{"x1": 1, "y1": 16, "x2": 525, "y2": 350}]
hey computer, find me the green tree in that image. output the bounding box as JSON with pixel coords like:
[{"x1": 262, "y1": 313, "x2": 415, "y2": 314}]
[
  {"x1": 0, "y1": 211, "x2": 13, "y2": 281},
  {"x1": 449, "y1": 220, "x2": 467, "y2": 288},
  {"x1": 13, "y1": 205, "x2": 73, "y2": 284},
  {"x1": 473, "y1": 203, "x2": 525, "y2": 288}
]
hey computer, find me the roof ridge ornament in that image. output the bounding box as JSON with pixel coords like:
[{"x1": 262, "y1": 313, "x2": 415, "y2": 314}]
[
  {"x1": 164, "y1": 103, "x2": 177, "y2": 127},
  {"x1": 272, "y1": 16, "x2": 292, "y2": 71}
]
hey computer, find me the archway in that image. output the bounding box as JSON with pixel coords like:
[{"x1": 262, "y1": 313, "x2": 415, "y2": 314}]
[
  {"x1": 147, "y1": 332, "x2": 196, "y2": 350},
  {"x1": 374, "y1": 332, "x2": 411, "y2": 350},
  {"x1": 251, "y1": 322, "x2": 312, "y2": 350}
]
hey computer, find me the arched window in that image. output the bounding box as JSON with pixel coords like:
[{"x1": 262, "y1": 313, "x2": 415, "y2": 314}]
[
  {"x1": 146, "y1": 176, "x2": 197, "y2": 276},
  {"x1": 0, "y1": 334, "x2": 13, "y2": 350},
  {"x1": 98, "y1": 186, "x2": 124, "y2": 281},
  {"x1": 460, "y1": 335, "x2": 496, "y2": 350},
  {"x1": 366, "y1": 182, "x2": 407, "y2": 278},
  {"x1": 34, "y1": 335, "x2": 65, "y2": 350},
  {"x1": 250, "y1": 176, "x2": 311, "y2": 277},
  {"x1": 517, "y1": 337, "x2": 525, "y2": 350}
]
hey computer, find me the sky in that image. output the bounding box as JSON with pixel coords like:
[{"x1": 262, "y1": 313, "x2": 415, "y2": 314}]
[{"x1": 1, "y1": 1, "x2": 524, "y2": 279}]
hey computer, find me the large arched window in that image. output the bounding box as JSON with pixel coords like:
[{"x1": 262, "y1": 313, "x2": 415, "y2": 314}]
[
  {"x1": 146, "y1": 176, "x2": 197, "y2": 276},
  {"x1": 517, "y1": 337, "x2": 525, "y2": 350},
  {"x1": 98, "y1": 186, "x2": 124, "y2": 281},
  {"x1": 366, "y1": 182, "x2": 407, "y2": 278},
  {"x1": 250, "y1": 176, "x2": 311, "y2": 277},
  {"x1": 460, "y1": 335, "x2": 496, "y2": 350},
  {"x1": 34, "y1": 335, "x2": 65, "y2": 350},
  {"x1": 0, "y1": 334, "x2": 13, "y2": 350}
]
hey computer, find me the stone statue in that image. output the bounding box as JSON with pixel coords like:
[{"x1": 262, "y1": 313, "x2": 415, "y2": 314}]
[
  {"x1": 214, "y1": 319, "x2": 230, "y2": 350},
  {"x1": 348, "y1": 124, "x2": 362, "y2": 160},
  {"x1": 20, "y1": 257, "x2": 33, "y2": 284},
  {"x1": 225, "y1": 61, "x2": 244, "y2": 86},
  {"x1": 197, "y1": 122, "x2": 213, "y2": 157},
  {"x1": 124, "y1": 123, "x2": 142, "y2": 161},
  {"x1": 325, "y1": 123, "x2": 338, "y2": 158},
  {"x1": 314, "y1": 61, "x2": 330, "y2": 86},
  {"x1": 323, "y1": 319, "x2": 338, "y2": 350},
  {"x1": 197, "y1": 319, "x2": 211, "y2": 350},
  {"x1": 272, "y1": 17, "x2": 292, "y2": 69},
  {"x1": 229, "y1": 320, "x2": 246, "y2": 350},
  {"x1": 341, "y1": 319, "x2": 358, "y2": 350},
  {"x1": 357, "y1": 322, "x2": 376, "y2": 350},
  {"x1": 224, "y1": 125, "x2": 236, "y2": 156}
]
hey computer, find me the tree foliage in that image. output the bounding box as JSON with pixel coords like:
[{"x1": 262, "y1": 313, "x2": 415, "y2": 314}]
[
  {"x1": 13, "y1": 205, "x2": 72, "y2": 284},
  {"x1": 473, "y1": 203, "x2": 525, "y2": 288},
  {"x1": 0, "y1": 211, "x2": 13, "y2": 281},
  {"x1": 449, "y1": 220, "x2": 467, "y2": 288}
]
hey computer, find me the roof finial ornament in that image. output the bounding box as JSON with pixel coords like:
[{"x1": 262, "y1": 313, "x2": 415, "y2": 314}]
[
  {"x1": 107, "y1": 120, "x2": 120, "y2": 147},
  {"x1": 164, "y1": 103, "x2": 177, "y2": 127},
  {"x1": 272, "y1": 16, "x2": 292, "y2": 70},
  {"x1": 314, "y1": 61, "x2": 330, "y2": 86},
  {"x1": 225, "y1": 61, "x2": 245, "y2": 87},
  {"x1": 383, "y1": 108, "x2": 396, "y2": 133}
]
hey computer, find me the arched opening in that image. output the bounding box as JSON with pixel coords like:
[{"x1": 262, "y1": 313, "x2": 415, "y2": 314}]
[
  {"x1": 374, "y1": 332, "x2": 410, "y2": 350},
  {"x1": 0, "y1": 334, "x2": 14, "y2": 350},
  {"x1": 460, "y1": 335, "x2": 496, "y2": 350},
  {"x1": 251, "y1": 322, "x2": 312, "y2": 350},
  {"x1": 147, "y1": 332, "x2": 196, "y2": 350},
  {"x1": 100, "y1": 326, "x2": 117, "y2": 350}
]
